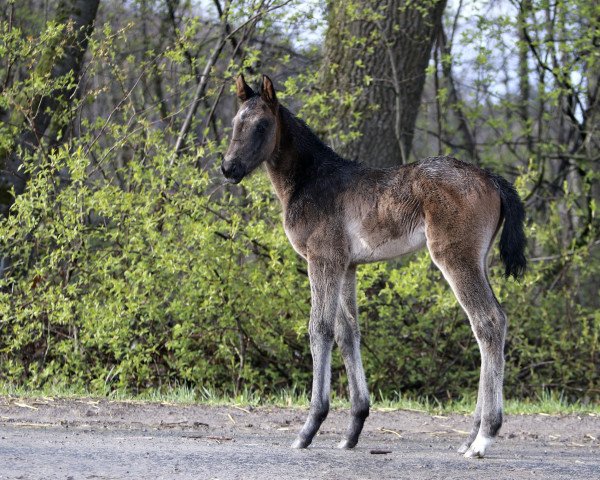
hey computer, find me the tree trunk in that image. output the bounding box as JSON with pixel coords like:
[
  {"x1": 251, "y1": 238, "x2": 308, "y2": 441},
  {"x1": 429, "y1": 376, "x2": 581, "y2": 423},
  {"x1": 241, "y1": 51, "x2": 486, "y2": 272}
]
[{"x1": 322, "y1": 0, "x2": 446, "y2": 167}]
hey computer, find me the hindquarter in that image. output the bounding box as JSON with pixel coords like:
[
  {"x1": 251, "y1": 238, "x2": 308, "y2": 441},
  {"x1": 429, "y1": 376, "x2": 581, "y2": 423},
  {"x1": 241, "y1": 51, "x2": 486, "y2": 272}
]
[{"x1": 417, "y1": 159, "x2": 502, "y2": 268}]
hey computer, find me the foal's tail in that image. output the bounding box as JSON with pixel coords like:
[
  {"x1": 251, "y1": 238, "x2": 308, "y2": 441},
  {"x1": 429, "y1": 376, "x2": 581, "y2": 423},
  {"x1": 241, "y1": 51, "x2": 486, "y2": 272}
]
[{"x1": 490, "y1": 173, "x2": 527, "y2": 279}]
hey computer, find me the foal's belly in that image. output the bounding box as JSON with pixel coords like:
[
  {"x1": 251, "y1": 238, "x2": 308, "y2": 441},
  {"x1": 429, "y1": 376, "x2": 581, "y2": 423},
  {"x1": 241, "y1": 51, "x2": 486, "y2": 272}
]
[
  {"x1": 347, "y1": 220, "x2": 427, "y2": 264},
  {"x1": 282, "y1": 214, "x2": 427, "y2": 264}
]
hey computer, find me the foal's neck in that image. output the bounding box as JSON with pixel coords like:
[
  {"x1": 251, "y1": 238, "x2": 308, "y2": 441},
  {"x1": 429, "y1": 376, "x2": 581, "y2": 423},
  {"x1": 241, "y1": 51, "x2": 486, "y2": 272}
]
[{"x1": 265, "y1": 106, "x2": 346, "y2": 207}]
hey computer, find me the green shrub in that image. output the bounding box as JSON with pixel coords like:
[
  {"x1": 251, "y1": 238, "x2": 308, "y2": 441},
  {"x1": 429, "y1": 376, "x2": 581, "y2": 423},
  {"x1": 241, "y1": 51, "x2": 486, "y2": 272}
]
[{"x1": 1, "y1": 141, "x2": 598, "y2": 400}]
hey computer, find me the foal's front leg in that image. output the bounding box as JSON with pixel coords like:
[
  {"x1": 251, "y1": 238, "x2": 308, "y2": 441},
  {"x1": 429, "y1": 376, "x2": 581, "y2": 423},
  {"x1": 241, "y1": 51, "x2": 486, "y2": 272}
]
[
  {"x1": 335, "y1": 266, "x2": 370, "y2": 449},
  {"x1": 291, "y1": 257, "x2": 343, "y2": 449}
]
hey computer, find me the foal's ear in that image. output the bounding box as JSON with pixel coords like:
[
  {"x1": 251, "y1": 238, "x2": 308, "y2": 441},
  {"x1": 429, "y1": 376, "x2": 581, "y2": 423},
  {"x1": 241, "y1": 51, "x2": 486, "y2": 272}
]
[
  {"x1": 236, "y1": 74, "x2": 255, "y2": 102},
  {"x1": 260, "y1": 74, "x2": 278, "y2": 110}
]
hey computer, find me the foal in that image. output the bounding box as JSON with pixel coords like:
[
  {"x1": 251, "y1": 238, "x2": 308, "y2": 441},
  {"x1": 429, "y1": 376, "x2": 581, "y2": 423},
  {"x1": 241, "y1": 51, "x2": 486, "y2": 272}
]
[{"x1": 222, "y1": 74, "x2": 526, "y2": 458}]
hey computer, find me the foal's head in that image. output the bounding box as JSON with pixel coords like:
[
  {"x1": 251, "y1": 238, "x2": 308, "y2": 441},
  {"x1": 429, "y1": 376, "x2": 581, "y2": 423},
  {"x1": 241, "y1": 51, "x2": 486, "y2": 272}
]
[{"x1": 221, "y1": 74, "x2": 279, "y2": 184}]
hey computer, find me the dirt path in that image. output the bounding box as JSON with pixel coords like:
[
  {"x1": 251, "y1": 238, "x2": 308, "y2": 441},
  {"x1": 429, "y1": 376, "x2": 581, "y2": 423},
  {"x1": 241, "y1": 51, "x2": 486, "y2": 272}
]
[{"x1": 0, "y1": 396, "x2": 598, "y2": 479}]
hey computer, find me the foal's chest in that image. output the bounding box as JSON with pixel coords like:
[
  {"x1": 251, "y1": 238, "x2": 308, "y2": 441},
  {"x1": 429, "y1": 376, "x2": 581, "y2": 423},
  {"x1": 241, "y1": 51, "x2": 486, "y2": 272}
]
[
  {"x1": 283, "y1": 223, "x2": 308, "y2": 259},
  {"x1": 282, "y1": 209, "x2": 346, "y2": 261}
]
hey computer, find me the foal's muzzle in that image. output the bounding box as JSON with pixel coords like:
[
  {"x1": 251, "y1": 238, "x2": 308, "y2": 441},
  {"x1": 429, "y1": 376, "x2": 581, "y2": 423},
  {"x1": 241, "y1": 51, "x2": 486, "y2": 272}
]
[{"x1": 221, "y1": 160, "x2": 245, "y2": 184}]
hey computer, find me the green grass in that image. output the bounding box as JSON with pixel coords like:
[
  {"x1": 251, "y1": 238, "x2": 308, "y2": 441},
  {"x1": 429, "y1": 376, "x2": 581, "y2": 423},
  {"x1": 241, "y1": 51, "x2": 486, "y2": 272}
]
[
  {"x1": 503, "y1": 391, "x2": 600, "y2": 415},
  {"x1": 1, "y1": 382, "x2": 598, "y2": 415}
]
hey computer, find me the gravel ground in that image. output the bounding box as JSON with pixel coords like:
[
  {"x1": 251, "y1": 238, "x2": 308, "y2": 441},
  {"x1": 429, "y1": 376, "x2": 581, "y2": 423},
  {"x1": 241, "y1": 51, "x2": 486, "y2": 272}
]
[{"x1": 0, "y1": 397, "x2": 598, "y2": 479}]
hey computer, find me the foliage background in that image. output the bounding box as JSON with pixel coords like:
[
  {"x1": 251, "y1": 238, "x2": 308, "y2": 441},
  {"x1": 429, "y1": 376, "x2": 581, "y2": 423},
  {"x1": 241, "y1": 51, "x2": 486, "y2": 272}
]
[{"x1": 0, "y1": 0, "x2": 598, "y2": 402}]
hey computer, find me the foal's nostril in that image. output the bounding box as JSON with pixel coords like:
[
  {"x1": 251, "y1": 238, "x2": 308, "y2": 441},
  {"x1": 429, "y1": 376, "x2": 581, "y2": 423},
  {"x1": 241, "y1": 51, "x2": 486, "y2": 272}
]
[
  {"x1": 221, "y1": 160, "x2": 240, "y2": 180},
  {"x1": 221, "y1": 161, "x2": 234, "y2": 177}
]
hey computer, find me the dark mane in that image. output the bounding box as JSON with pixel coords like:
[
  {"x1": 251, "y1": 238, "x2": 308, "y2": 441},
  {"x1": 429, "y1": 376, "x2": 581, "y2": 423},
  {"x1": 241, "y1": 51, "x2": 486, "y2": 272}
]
[
  {"x1": 279, "y1": 106, "x2": 350, "y2": 167},
  {"x1": 278, "y1": 106, "x2": 364, "y2": 215}
]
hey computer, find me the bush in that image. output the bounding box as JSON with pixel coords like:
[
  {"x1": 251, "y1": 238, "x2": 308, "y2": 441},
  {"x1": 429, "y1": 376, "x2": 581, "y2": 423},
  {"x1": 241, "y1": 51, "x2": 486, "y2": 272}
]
[{"x1": 1, "y1": 141, "x2": 598, "y2": 400}]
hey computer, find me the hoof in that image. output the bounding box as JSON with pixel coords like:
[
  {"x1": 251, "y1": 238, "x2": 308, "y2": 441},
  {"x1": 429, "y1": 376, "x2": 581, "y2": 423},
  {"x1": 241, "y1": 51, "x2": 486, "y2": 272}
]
[
  {"x1": 337, "y1": 438, "x2": 357, "y2": 449},
  {"x1": 291, "y1": 437, "x2": 311, "y2": 449},
  {"x1": 457, "y1": 443, "x2": 470, "y2": 454},
  {"x1": 463, "y1": 447, "x2": 484, "y2": 458},
  {"x1": 463, "y1": 435, "x2": 492, "y2": 459}
]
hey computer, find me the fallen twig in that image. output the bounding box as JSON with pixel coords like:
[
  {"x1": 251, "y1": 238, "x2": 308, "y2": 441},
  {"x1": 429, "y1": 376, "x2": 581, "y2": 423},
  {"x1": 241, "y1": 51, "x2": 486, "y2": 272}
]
[
  {"x1": 370, "y1": 449, "x2": 392, "y2": 455},
  {"x1": 13, "y1": 402, "x2": 38, "y2": 410},
  {"x1": 379, "y1": 427, "x2": 402, "y2": 438}
]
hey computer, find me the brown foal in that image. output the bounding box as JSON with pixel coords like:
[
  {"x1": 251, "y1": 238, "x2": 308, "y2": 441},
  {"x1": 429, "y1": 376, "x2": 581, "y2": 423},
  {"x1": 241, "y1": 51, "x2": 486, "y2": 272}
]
[{"x1": 221, "y1": 74, "x2": 526, "y2": 458}]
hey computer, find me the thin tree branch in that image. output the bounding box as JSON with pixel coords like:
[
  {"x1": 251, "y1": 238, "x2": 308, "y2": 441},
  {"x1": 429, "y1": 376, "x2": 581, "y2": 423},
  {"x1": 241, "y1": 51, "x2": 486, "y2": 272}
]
[{"x1": 170, "y1": 0, "x2": 292, "y2": 162}]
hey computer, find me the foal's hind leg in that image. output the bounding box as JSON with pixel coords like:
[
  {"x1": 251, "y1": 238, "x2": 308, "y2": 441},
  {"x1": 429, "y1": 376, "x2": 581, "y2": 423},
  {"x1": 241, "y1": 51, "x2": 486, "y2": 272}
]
[
  {"x1": 430, "y1": 251, "x2": 506, "y2": 459},
  {"x1": 291, "y1": 257, "x2": 343, "y2": 449},
  {"x1": 334, "y1": 266, "x2": 370, "y2": 449}
]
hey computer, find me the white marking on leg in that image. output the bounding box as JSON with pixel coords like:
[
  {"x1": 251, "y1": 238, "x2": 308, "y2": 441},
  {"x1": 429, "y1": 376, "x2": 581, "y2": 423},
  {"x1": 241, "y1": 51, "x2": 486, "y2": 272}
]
[
  {"x1": 464, "y1": 434, "x2": 493, "y2": 458},
  {"x1": 457, "y1": 443, "x2": 469, "y2": 454}
]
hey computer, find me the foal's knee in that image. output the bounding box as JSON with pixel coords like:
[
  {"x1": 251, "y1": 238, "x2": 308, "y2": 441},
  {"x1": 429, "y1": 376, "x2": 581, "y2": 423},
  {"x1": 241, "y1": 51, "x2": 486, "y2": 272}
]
[
  {"x1": 335, "y1": 328, "x2": 360, "y2": 358},
  {"x1": 309, "y1": 317, "x2": 334, "y2": 338},
  {"x1": 334, "y1": 310, "x2": 360, "y2": 346}
]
